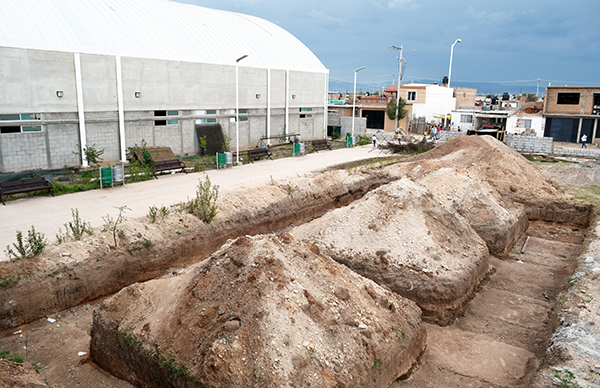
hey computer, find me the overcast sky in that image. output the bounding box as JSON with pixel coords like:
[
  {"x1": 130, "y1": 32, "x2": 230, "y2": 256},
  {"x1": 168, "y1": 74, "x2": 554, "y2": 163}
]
[{"x1": 176, "y1": 0, "x2": 600, "y2": 90}]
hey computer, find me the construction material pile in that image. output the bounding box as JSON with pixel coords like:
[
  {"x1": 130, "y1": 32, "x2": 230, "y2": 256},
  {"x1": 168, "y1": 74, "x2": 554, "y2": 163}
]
[{"x1": 91, "y1": 234, "x2": 426, "y2": 388}]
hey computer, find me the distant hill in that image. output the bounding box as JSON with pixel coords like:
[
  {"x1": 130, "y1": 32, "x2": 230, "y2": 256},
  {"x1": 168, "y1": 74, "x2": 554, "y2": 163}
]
[{"x1": 329, "y1": 79, "x2": 541, "y2": 96}]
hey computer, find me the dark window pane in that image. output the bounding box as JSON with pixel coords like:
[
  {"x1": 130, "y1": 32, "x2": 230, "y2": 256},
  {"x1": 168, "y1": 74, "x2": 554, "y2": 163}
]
[{"x1": 556, "y1": 93, "x2": 580, "y2": 105}]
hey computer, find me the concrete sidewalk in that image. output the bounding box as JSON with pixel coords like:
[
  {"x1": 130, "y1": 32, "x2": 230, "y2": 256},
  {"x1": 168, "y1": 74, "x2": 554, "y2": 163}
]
[{"x1": 1, "y1": 145, "x2": 383, "y2": 260}]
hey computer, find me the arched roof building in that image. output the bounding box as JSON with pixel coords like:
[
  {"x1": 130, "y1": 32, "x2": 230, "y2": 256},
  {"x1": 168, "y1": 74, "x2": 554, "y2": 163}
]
[{"x1": 0, "y1": 0, "x2": 328, "y2": 172}]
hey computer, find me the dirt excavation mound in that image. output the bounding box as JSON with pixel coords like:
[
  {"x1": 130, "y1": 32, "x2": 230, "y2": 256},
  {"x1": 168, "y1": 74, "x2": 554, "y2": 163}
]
[
  {"x1": 382, "y1": 135, "x2": 593, "y2": 254},
  {"x1": 90, "y1": 234, "x2": 426, "y2": 388},
  {"x1": 416, "y1": 168, "x2": 528, "y2": 256},
  {"x1": 292, "y1": 178, "x2": 490, "y2": 326},
  {"x1": 406, "y1": 135, "x2": 563, "y2": 202}
]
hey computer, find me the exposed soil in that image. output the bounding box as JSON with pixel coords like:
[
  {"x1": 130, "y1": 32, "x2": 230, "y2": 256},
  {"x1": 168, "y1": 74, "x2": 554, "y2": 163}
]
[
  {"x1": 91, "y1": 234, "x2": 426, "y2": 388},
  {"x1": 0, "y1": 135, "x2": 596, "y2": 387},
  {"x1": 292, "y1": 178, "x2": 491, "y2": 325}
]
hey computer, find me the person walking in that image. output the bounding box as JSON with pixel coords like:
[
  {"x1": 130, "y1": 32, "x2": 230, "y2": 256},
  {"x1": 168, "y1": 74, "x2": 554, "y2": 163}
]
[
  {"x1": 582, "y1": 133, "x2": 588, "y2": 148},
  {"x1": 371, "y1": 134, "x2": 377, "y2": 147}
]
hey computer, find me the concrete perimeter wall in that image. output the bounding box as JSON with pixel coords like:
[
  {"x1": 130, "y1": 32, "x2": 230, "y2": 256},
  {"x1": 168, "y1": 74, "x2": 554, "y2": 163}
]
[{"x1": 0, "y1": 47, "x2": 328, "y2": 172}]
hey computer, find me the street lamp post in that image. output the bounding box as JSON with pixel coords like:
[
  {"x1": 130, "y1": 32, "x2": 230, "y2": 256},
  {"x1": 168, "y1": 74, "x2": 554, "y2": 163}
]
[
  {"x1": 391, "y1": 46, "x2": 404, "y2": 132},
  {"x1": 352, "y1": 66, "x2": 365, "y2": 140},
  {"x1": 445, "y1": 39, "x2": 461, "y2": 130},
  {"x1": 235, "y1": 54, "x2": 248, "y2": 164}
]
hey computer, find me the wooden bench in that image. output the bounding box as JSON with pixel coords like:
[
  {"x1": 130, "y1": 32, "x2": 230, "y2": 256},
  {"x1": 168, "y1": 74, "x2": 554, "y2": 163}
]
[
  {"x1": 150, "y1": 159, "x2": 187, "y2": 179},
  {"x1": 247, "y1": 148, "x2": 273, "y2": 163},
  {"x1": 0, "y1": 177, "x2": 54, "y2": 205},
  {"x1": 311, "y1": 139, "x2": 332, "y2": 152}
]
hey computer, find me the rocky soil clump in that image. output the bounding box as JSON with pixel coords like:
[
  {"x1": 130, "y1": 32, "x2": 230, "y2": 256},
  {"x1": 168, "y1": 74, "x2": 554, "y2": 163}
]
[
  {"x1": 90, "y1": 233, "x2": 426, "y2": 388},
  {"x1": 293, "y1": 178, "x2": 490, "y2": 326}
]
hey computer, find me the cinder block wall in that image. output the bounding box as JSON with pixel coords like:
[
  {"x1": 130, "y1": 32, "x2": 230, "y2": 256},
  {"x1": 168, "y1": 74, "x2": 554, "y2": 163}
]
[{"x1": 505, "y1": 134, "x2": 553, "y2": 154}]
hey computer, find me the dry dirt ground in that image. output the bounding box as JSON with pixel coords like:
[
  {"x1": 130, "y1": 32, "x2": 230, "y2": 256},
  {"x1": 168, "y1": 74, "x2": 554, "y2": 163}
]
[{"x1": 0, "y1": 138, "x2": 598, "y2": 387}]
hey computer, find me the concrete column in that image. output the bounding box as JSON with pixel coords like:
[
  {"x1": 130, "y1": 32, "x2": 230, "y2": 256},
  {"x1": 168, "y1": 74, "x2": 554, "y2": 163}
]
[
  {"x1": 324, "y1": 72, "x2": 328, "y2": 138},
  {"x1": 593, "y1": 119, "x2": 598, "y2": 141},
  {"x1": 285, "y1": 70, "x2": 289, "y2": 138},
  {"x1": 577, "y1": 118, "x2": 583, "y2": 143},
  {"x1": 74, "y1": 53, "x2": 88, "y2": 167},
  {"x1": 267, "y1": 68, "x2": 271, "y2": 145},
  {"x1": 115, "y1": 55, "x2": 126, "y2": 162}
]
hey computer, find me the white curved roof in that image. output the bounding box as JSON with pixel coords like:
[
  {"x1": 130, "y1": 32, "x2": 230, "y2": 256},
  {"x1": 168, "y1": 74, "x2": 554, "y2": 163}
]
[{"x1": 0, "y1": 0, "x2": 327, "y2": 73}]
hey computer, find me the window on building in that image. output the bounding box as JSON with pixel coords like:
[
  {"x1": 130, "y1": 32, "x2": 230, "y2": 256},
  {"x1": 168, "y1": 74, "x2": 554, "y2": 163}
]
[
  {"x1": 523, "y1": 119, "x2": 532, "y2": 128},
  {"x1": 154, "y1": 110, "x2": 167, "y2": 126},
  {"x1": 300, "y1": 107, "x2": 313, "y2": 118},
  {"x1": 0, "y1": 113, "x2": 42, "y2": 133},
  {"x1": 196, "y1": 118, "x2": 217, "y2": 124},
  {"x1": 460, "y1": 114, "x2": 473, "y2": 123},
  {"x1": 154, "y1": 110, "x2": 179, "y2": 126},
  {"x1": 167, "y1": 110, "x2": 179, "y2": 125},
  {"x1": 229, "y1": 109, "x2": 248, "y2": 122},
  {"x1": 556, "y1": 92, "x2": 580, "y2": 105},
  {"x1": 407, "y1": 91, "x2": 416, "y2": 101}
]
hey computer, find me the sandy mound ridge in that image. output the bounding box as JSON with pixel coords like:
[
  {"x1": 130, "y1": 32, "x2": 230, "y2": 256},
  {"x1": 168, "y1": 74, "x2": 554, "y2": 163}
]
[
  {"x1": 91, "y1": 233, "x2": 426, "y2": 388},
  {"x1": 292, "y1": 178, "x2": 490, "y2": 325},
  {"x1": 399, "y1": 135, "x2": 564, "y2": 201}
]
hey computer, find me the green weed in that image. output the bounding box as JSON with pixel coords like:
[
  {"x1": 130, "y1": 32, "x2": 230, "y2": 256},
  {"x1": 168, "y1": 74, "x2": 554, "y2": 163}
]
[
  {"x1": 5, "y1": 226, "x2": 47, "y2": 260},
  {"x1": 185, "y1": 175, "x2": 219, "y2": 223}
]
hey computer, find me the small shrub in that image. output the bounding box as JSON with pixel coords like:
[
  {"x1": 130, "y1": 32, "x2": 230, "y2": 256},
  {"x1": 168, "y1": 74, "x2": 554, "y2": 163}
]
[
  {"x1": 147, "y1": 206, "x2": 159, "y2": 223},
  {"x1": 143, "y1": 240, "x2": 153, "y2": 248},
  {"x1": 74, "y1": 143, "x2": 104, "y2": 167},
  {"x1": 185, "y1": 175, "x2": 219, "y2": 223},
  {"x1": 371, "y1": 358, "x2": 383, "y2": 371},
  {"x1": 103, "y1": 206, "x2": 130, "y2": 248},
  {"x1": 357, "y1": 135, "x2": 371, "y2": 146},
  {"x1": 5, "y1": 226, "x2": 47, "y2": 260},
  {"x1": 148, "y1": 205, "x2": 170, "y2": 223},
  {"x1": 60, "y1": 208, "x2": 93, "y2": 242}
]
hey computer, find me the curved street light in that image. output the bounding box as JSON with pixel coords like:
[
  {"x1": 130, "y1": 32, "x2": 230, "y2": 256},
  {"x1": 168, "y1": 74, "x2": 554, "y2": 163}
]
[
  {"x1": 445, "y1": 39, "x2": 461, "y2": 129},
  {"x1": 235, "y1": 54, "x2": 248, "y2": 164},
  {"x1": 352, "y1": 66, "x2": 365, "y2": 140}
]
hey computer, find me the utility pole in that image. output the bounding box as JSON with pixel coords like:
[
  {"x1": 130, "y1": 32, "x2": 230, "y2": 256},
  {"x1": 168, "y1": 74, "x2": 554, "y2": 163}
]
[
  {"x1": 391, "y1": 46, "x2": 404, "y2": 131},
  {"x1": 536, "y1": 78, "x2": 541, "y2": 97}
]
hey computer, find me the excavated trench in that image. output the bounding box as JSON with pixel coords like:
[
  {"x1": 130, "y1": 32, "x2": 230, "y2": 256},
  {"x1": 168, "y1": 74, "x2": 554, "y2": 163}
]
[{"x1": 0, "y1": 145, "x2": 595, "y2": 387}]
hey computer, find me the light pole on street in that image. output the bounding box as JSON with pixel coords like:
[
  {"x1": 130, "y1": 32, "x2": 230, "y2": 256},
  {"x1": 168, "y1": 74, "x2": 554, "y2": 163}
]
[
  {"x1": 445, "y1": 39, "x2": 461, "y2": 129},
  {"x1": 352, "y1": 66, "x2": 365, "y2": 139},
  {"x1": 235, "y1": 54, "x2": 248, "y2": 164}
]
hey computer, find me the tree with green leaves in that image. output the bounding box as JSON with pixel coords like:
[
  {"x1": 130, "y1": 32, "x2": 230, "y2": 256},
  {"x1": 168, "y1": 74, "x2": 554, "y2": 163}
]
[{"x1": 385, "y1": 97, "x2": 408, "y2": 122}]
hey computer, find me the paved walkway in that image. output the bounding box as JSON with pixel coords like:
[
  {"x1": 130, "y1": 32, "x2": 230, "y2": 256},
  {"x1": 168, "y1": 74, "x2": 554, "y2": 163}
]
[{"x1": 1, "y1": 146, "x2": 382, "y2": 260}]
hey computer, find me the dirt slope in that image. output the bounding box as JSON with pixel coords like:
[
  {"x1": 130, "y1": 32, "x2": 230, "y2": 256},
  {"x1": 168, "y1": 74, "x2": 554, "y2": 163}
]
[
  {"x1": 90, "y1": 234, "x2": 427, "y2": 388},
  {"x1": 293, "y1": 178, "x2": 490, "y2": 325}
]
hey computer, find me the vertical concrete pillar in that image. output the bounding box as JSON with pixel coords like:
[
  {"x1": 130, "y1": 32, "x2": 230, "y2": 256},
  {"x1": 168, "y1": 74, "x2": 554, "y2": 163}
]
[
  {"x1": 115, "y1": 56, "x2": 127, "y2": 162},
  {"x1": 324, "y1": 72, "x2": 329, "y2": 138},
  {"x1": 593, "y1": 119, "x2": 598, "y2": 142},
  {"x1": 74, "y1": 53, "x2": 88, "y2": 167},
  {"x1": 577, "y1": 118, "x2": 583, "y2": 143},
  {"x1": 285, "y1": 69, "x2": 289, "y2": 138},
  {"x1": 267, "y1": 68, "x2": 271, "y2": 145}
]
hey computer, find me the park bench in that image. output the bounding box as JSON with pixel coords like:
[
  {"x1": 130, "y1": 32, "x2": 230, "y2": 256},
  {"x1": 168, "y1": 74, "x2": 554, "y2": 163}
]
[
  {"x1": 311, "y1": 139, "x2": 332, "y2": 152},
  {"x1": 0, "y1": 177, "x2": 54, "y2": 205},
  {"x1": 247, "y1": 148, "x2": 273, "y2": 163},
  {"x1": 150, "y1": 159, "x2": 187, "y2": 179}
]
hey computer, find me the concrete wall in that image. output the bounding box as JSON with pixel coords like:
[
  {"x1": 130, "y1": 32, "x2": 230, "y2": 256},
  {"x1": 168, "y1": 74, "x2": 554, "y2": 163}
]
[
  {"x1": 505, "y1": 134, "x2": 553, "y2": 154},
  {"x1": 341, "y1": 117, "x2": 366, "y2": 137},
  {"x1": 0, "y1": 47, "x2": 328, "y2": 172}
]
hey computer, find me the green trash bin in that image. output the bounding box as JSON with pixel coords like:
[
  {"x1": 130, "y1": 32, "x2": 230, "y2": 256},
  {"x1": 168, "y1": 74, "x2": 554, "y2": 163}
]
[
  {"x1": 217, "y1": 152, "x2": 226, "y2": 169},
  {"x1": 346, "y1": 135, "x2": 354, "y2": 147},
  {"x1": 100, "y1": 167, "x2": 113, "y2": 189}
]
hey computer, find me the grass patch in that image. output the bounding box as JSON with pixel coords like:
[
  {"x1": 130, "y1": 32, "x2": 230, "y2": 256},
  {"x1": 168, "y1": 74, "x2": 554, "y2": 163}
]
[{"x1": 561, "y1": 184, "x2": 600, "y2": 206}]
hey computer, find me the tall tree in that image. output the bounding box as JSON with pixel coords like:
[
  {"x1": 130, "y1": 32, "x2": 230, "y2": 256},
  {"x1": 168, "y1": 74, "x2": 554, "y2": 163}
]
[{"x1": 386, "y1": 97, "x2": 408, "y2": 121}]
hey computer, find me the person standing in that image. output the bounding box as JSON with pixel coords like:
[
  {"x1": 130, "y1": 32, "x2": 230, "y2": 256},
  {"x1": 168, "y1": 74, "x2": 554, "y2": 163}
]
[
  {"x1": 582, "y1": 133, "x2": 588, "y2": 148},
  {"x1": 372, "y1": 134, "x2": 377, "y2": 147}
]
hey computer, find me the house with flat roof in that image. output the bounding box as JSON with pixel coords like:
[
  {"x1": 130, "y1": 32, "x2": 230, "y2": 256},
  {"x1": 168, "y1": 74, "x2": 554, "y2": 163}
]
[{"x1": 543, "y1": 86, "x2": 600, "y2": 143}]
